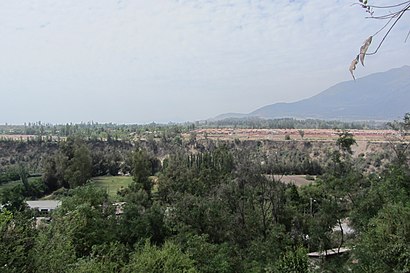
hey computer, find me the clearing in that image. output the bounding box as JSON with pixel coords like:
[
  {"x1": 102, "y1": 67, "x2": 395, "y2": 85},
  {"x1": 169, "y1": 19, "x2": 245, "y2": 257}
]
[{"x1": 90, "y1": 176, "x2": 133, "y2": 199}]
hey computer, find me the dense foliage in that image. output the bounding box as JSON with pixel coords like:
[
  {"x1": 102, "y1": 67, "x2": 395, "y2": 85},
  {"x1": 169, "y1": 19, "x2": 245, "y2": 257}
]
[{"x1": 0, "y1": 115, "x2": 408, "y2": 272}]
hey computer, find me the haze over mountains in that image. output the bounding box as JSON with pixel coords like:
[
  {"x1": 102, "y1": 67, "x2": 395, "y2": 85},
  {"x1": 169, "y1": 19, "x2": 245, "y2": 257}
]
[{"x1": 215, "y1": 66, "x2": 410, "y2": 121}]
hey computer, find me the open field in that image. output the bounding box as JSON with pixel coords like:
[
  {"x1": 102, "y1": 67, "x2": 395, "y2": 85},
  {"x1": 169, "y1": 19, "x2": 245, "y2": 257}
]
[
  {"x1": 90, "y1": 176, "x2": 133, "y2": 199},
  {"x1": 1, "y1": 175, "x2": 155, "y2": 201},
  {"x1": 0, "y1": 177, "x2": 41, "y2": 195},
  {"x1": 270, "y1": 175, "x2": 316, "y2": 187}
]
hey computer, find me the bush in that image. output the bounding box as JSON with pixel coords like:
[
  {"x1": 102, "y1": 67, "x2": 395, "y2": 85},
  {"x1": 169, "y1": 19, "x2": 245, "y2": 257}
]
[{"x1": 124, "y1": 240, "x2": 198, "y2": 273}]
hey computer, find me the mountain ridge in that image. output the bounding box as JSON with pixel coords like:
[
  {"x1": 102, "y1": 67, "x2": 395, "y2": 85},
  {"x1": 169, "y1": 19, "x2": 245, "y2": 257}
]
[{"x1": 213, "y1": 65, "x2": 410, "y2": 121}]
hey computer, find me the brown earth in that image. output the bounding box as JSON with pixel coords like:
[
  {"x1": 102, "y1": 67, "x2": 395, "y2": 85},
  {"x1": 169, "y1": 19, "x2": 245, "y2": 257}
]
[
  {"x1": 268, "y1": 175, "x2": 316, "y2": 187},
  {"x1": 189, "y1": 128, "x2": 405, "y2": 142}
]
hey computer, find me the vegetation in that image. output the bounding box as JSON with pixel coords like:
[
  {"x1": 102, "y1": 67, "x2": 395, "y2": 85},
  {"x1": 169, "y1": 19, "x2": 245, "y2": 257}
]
[
  {"x1": 0, "y1": 114, "x2": 408, "y2": 272},
  {"x1": 203, "y1": 117, "x2": 385, "y2": 130},
  {"x1": 0, "y1": 118, "x2": 386, "y2": 141}
]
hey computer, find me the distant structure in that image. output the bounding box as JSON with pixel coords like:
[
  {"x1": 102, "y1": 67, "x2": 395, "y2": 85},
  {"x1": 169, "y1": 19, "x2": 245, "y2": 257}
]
[
  {"x1": 26, "y1": 200, "x2": 61, "y2": 215},
  {"x1": 308, "y1": 247, "x2": 351, "y2": 262}
]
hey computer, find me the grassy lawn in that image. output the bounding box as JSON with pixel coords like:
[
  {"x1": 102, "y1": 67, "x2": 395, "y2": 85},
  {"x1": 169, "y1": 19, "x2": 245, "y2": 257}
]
[
  {"x1": 90, "y1": 176, "x2": 133, "y2": 199},
  {"x1": 0, "y1": 177, "x2": 40, "y2": 196},
  {"x1": 1, "y1": 176, "x2": 153, "y2": 201}
]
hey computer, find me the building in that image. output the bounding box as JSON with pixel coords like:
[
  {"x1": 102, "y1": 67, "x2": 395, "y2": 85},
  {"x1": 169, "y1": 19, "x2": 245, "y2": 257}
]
[{"x1": 26, "y1": 200, "x2": 61, "y2": 215}]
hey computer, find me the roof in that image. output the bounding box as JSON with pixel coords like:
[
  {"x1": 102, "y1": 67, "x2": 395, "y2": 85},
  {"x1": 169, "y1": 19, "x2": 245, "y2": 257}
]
[
  {"x1": 26, "y1": 200, "x2": 61, "y2": 210},
  {"x1": 308, "y1": 247, "x2": 351, "y2": 258}
]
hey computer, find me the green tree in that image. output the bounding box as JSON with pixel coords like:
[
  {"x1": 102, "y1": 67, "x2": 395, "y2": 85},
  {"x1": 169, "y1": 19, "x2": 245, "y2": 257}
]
[
  {"x1": 42, "y1": 155, "x2": 64, "y2": 190},
  {"x1": 119, "y1": 198, "x2": 167, "y2": 247},
  {"x1": 350, "y1": 166, "x2": 410, "y2": 232},
  {"x1": 387, "y1": 112, "x2": 410, "y2": 166},
  {"x1": 131, "y1": 149, "x2": 152, "y2": 194},
  {"x1": 0, "y1": 211, "x2": 37, "y2": 273},
  {"x1": 65, "y1": 143, "x2": 92, "y2": 188},
  {"x1": 352, "y1": 203, "x2": 410, "y2": 273},
  {"x1": 336, "y1": 130, "x2": 356, "y2": 155},
  {"x1": 51, "y1": 185, "x2": 119, "y2": 257},
  {"x1": 184, "y1": 234, "x2": 232, "y2": 273},
  {"x1": 32, "y1": 225, "x2": 77, "y2": 273},
  {"x1": 124, "y1": 240, "x2": 198, "y2": 273},
  {"x1": 67, "y1": 242, "x2": 127, "y2": 273},
  {"x1": 0, "y1": 184, "x2": 26, "y2": 212},
  {"x1": 0, "y1": 208, "x2": 13, "y2": 231},
  {"x1": 274, "y1": 247, "x2": 310, "y2": 273},
  {"x1": 18, "y1": 164, "x2": 29, "y2": 193}
]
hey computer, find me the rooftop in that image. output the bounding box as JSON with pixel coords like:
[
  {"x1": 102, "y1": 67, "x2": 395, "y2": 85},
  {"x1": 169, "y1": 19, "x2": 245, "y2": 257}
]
[
  {"x1": 308, "y1": 247, "x2": 351, "y2": 258},
  {"x1": 26, "y1": 200, "x2": 61, "y2": 210}
]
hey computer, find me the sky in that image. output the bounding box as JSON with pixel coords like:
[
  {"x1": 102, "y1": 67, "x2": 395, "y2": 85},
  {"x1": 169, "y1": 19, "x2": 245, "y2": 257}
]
[{"x1": 0, "y1": 0, "x2": 409, "y2": 124}]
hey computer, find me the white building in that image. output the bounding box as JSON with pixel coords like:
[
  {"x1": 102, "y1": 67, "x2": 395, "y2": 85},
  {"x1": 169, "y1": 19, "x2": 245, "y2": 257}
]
[{"x1": 26, "y1": 200, "x2": 61, "y2": 214}]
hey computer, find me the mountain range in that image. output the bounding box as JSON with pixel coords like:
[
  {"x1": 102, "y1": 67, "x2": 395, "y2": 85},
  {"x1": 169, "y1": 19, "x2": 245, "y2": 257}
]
[{"x1": 214, "y1": 65, "x2": 410, "y2": 121}]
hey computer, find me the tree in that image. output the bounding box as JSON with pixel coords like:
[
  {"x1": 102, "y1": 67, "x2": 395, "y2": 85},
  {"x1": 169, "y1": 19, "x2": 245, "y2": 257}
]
[
  {"x1": 131, "y1": 149, "x2": 152, "y2": 194},
  {"x1": 352, "y1": 203, "x2": 410, "y2": 272},
  {"x1": 350, "y1": 164, "x2": 410, "y2": 232},
  {"x1": 42, "y1": 138, "x2": 93, "y2": 190},
  {"x1": 117, "y1": 150, "x2": 168, "y2": 247},
  {"x1": 184, "y1": 234, "x2": 233, "y2": 273},
  {"x1": 0, "y1": 208, "x2": 12, "y2": 231},
  {"x1": 65, "y1": 242, "x2": 127, "y2": 273},
  {"x1": 32, "y1": 226, "x2": 77, "y2": 272},
  {"x1": 274, "y1": 247, "x2": 310, "y2": 273},
  {"x1": 119, "y1": 197, "x2": 167, "y2": 247},
  {"x1": 0, "y1": 211, "x2": 37, "y2": 273},
  {"x1": 387, "y1": 113, "x2": 410, "y2": 166},
  {"x1": 65, "y1": 143, "x2": 92, "y2": 188},
  {"x1": 18, "y1": 164, "x2": 29, "y2": 193},
  {"x1": 336, "y1": 130, "x2": 356, "y2": 155},
  {"x1": 124, "y1": 240, "x2": 198, "y2": 273},
  {"x1": 298, "y1": 129, "x2": 305, "y2": 139},
  {"x1": 350, "y1": 1, "x2": 410, "y2": 79},
  {"x1": 50, "y1": 185, "x2": 118, "y2": 257},
  {"x1": 0, "y1": 184, "x2": 26, "y2": 212},
  {"x1": 42, "y1": 156, "x2": 62, "y2": 192}
]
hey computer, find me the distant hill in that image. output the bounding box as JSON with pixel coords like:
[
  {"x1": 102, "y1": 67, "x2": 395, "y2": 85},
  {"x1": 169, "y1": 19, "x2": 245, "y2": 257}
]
[
  {"x1": 209, "y1": 112, "x2": 248, "y2": 121},
  {"x1": 214, "y1": 65, "x2": 410, "y2": 121}
]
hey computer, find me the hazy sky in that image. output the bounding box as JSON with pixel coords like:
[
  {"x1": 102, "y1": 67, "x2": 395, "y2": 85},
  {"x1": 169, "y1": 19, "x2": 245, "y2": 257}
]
[{"x1": 1, "y1": 0, "x2": 409, "y2": 124}]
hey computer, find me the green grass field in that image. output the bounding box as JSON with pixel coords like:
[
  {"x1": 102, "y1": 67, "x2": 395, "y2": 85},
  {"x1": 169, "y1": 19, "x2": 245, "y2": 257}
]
[
  {"x1": 0, "y1": 177, "x2": 40, "y2": 196},
  {"x1": 1, "y1": 175, "x2": 145, "y2": 201},
  {"x1": 90, "y1": 176, "x2": 134, "y2": 199}
]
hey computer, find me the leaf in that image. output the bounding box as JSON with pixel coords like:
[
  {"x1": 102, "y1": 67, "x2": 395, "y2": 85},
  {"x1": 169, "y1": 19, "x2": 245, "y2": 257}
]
[
  {"x1": 359, "y1": 36, "x2": 372, "y2": 66},
  {"x1": 349, "y1": 55, "x2": 359, "y2": 80}
]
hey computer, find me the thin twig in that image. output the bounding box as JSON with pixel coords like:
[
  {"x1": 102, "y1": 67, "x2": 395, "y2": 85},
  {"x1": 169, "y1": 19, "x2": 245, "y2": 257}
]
[
  {"x1": 372, "y1": 16, "x2": 395, "y2": 37},
  {"x1": 366, "y1": 11, "x2": 404, "y2": 20},
  {"x1": 365, "y1": 1, "x2": 410, "y2": 9},
  {"x1": 366, "y1": 3, "x2": 410, "y2": 55},
  {"x1": 405, "y1": 29, "x2": 410, "y2": 42}
]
